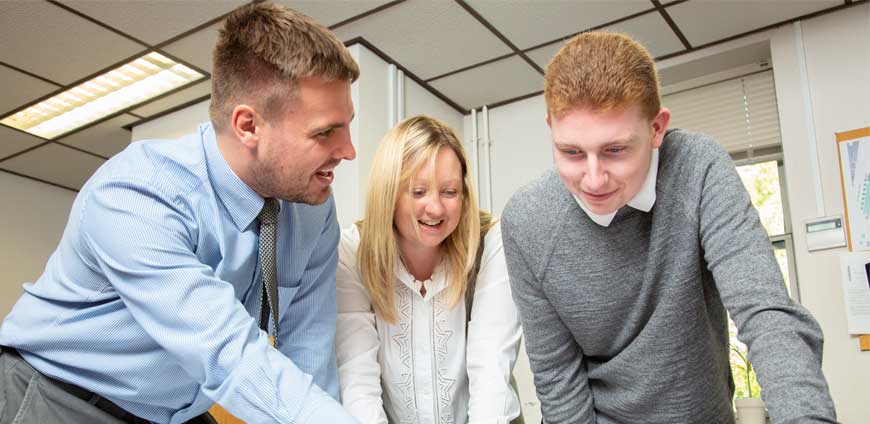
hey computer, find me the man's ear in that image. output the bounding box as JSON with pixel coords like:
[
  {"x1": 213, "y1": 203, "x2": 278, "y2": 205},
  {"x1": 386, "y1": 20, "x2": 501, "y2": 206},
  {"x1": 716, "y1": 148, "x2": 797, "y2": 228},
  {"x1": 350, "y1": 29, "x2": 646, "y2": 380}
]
[
  {"x1": 230, "y1": 104, "x2": 260, "y2": 150},
  {"x1": 651, "y1": 107, "x2": 671, "y2": 149},
  {"x1": 545, "y1": 113, "x2": 552, "y2": 128}
]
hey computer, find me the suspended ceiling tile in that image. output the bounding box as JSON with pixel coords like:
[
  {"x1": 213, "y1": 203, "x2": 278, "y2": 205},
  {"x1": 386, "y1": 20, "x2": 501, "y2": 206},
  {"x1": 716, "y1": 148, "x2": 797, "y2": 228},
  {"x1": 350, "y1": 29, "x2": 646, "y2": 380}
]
[
  {"x1": 610, "y1": 12, "x2": 685, "y2": 59},
  {"x1": 162, "y1": 22, "x2": 221, "y2": 74},
  {"x1": 527, "y1": 43, "x2": 562, "y2": 71},
  {"x1": 0, "y1": 65, "x2": 62, "y2": 117},
  {"x1": 131, "y1": 81, "x2": 212, "y2": 117},
  {"x1": 333, "y1": 0, "x2": 512, "y2": 80},
  {"x1": 160, "y1": 1, "x2": 394, "y2": 75},
  {"x1": 667, "y1": 0, "x2": 842, "y2": 47},
  {"x1": 57, "y1": 114, "x2": 138, "y2": 158},
  {"x1": 0, "y1": 143, "x2": 105, "y2": 190},
  {"x1": 429, "y1": 56, "x2": 542, "y2": 110},
  {"x1": 466, "y1": 0, "x2": 652, "y2": 49},
  {"x1": 59, "y1": 0, "x2": 246, "y2": 45},
  {"x1": 527, "y1": 12, "x2": 684, "y2": 69},
  {"x1": 278, "y1": 0, "x2": 394, "y2": 27},
  {"x1": 0, "y1": 125, "x2": 47, "y2": 160},
  {"x1": 0, "y1": 1, "x2": 146, "y2": 84}
]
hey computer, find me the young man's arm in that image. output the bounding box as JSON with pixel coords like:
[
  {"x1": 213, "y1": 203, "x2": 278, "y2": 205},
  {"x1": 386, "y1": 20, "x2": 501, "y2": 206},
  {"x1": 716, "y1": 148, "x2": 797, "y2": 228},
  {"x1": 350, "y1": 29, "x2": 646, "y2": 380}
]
[
  {"x1": 697, "y1": 141, "x2": 836, "y2": 423},
  {"x1": 501, "y1": 220, "x2": 596, "y2": 423},
  {"x1": 82, "y1": 180, "x2": 357, "y2": 424}
]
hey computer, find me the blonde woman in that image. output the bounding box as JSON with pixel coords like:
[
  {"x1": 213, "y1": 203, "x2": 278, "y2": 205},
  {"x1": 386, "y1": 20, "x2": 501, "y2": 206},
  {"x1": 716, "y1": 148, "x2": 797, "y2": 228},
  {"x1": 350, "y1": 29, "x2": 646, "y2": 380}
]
[{"x1": 336, "y1": 116, "x2": 522, "y2": 423}]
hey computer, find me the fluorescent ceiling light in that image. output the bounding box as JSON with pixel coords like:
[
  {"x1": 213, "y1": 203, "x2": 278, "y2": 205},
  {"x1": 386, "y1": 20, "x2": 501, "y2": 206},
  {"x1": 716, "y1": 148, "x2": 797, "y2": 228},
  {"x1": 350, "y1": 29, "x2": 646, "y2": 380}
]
[{"x1": 1, "y1": 52, "x2": 204, "y2": 139}]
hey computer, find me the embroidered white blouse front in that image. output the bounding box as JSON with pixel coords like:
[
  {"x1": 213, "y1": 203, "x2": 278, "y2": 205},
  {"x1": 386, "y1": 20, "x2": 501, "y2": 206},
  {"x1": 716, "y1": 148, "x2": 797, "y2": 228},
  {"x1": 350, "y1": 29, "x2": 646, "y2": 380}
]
[{"x1": 335, "y1": 223, "x2": 522, "y2": 424}]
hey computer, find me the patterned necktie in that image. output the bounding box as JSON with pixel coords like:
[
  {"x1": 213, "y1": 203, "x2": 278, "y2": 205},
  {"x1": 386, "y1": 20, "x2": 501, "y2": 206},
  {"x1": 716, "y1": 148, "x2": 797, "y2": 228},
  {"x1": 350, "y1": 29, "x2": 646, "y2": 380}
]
[{"x1": 258, "y1": 198, "x2": 280, "y2": 346}]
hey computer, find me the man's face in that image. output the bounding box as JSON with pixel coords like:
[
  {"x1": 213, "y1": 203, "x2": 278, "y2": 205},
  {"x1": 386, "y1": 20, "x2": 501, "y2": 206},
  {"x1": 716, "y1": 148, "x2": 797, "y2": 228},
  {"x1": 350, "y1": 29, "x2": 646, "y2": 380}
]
[
  {"x1": 254, "y1": 77, "x2": 356, "y2": 204},
  {"x1": 548, "y1": 104, "x2": 669, "y2": 215}
]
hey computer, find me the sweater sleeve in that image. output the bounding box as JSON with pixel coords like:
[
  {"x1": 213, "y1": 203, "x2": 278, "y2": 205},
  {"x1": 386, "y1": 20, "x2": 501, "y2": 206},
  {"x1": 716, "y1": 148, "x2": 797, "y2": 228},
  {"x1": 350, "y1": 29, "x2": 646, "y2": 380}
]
[
  {"x1": 697, "y1": 144, "x2": 836, "y2": 423},
  {"x1": 501, "y1": 215, "x2": 596, "y2": 424}
]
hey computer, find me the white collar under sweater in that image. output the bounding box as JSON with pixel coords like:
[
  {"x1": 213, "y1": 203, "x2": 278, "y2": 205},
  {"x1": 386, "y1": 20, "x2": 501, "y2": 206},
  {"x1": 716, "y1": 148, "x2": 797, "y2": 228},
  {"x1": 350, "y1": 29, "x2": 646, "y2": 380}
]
[{"x1": 573, "y1": 149, "x2": 659, "y2": 227}]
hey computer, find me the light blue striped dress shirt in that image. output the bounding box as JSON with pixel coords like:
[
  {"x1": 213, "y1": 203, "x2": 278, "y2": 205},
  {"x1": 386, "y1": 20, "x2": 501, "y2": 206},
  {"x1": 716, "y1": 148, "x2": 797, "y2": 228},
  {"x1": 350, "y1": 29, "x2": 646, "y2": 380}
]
[{"x1": 0, "y1": 123, "x2": 357, "y2": 424}]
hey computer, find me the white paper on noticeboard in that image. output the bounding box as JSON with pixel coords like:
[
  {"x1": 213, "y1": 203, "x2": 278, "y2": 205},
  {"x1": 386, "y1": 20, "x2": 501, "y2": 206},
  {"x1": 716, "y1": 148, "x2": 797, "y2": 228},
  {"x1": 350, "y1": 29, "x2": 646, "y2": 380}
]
[{"x1": 839, "y1": 252, "x2": 870, "y2": 334}]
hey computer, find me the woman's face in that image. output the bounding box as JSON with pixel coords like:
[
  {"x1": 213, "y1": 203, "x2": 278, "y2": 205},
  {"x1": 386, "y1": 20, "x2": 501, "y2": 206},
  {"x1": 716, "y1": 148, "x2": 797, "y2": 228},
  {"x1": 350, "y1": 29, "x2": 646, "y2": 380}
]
[{"x1": 394, "y1": 146, "x2": 464, "y2": 256}]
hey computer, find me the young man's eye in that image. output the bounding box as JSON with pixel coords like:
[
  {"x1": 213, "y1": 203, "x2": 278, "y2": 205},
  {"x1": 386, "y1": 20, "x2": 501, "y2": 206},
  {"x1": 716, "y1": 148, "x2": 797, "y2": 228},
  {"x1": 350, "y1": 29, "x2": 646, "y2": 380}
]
[
  {"x1": 315, "y1": 129, "x2": 333, "y2": 139},
  {"x1": 606, "y1": 146, "x2": 626, "y2": 154}
]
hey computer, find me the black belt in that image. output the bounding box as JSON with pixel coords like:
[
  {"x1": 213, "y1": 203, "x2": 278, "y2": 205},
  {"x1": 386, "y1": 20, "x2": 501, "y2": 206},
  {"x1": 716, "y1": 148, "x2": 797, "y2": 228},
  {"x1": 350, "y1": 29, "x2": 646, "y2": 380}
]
[{"x1": 1, "y1": 346, "x2": 150, "y2": 424}]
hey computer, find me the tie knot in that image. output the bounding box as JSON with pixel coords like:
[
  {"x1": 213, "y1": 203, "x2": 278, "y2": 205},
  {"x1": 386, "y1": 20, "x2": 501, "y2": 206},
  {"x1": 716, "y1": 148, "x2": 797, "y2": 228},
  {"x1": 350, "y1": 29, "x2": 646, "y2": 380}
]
[{"x1": 258, "y1": 198, "x2": 280, "y2": 225}]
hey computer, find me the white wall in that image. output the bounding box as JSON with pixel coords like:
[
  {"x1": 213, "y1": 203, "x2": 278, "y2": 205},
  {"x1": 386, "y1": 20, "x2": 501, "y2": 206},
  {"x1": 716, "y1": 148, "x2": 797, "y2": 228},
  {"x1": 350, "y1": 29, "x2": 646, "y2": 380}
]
[
  {"x1": 463, "y1": 97, "x2": 554, "y2": 424},
  {"x1": 406, "y1": 77, "x2": 464, "y2": 133},
  {"x1": 0, "y1": 172, "x2": 76, "y2": 317},
  {"x1": 770, "y1": 5, "x2": 870, "y2": 422},
  {"x1": 469, "y1": 6, "x2": 870, "y2": 422},
  {"x1": 465, "y1": 97, "x2": 553, "y2": 216}
]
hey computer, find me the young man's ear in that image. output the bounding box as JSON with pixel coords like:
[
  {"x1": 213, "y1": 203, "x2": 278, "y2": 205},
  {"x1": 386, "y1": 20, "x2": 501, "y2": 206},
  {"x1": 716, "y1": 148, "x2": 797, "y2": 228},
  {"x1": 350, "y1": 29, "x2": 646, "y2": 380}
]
[
  {"x1": 230, "y1": 104, "x2": 261, "y2": 149},
  {"x1": 545, "y1": 113, "x2": 552, "y2": 128},
  {"x1": 651, "y1": 107, "x2": 671, "y2": 149}
]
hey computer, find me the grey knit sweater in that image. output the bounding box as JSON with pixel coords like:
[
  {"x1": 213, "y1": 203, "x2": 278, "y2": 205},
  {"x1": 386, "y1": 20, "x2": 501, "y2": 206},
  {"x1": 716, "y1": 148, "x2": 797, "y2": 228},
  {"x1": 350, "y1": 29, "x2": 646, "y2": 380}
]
[{"x1": 501, "y1": 129, "x2": 836, "y2": 424}]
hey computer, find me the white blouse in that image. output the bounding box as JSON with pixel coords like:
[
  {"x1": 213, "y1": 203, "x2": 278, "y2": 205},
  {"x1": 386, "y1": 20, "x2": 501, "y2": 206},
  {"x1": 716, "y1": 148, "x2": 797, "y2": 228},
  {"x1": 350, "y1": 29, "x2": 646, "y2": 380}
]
[{"x1": 335, "y1": 222, "x2": 522, "y2": 424}]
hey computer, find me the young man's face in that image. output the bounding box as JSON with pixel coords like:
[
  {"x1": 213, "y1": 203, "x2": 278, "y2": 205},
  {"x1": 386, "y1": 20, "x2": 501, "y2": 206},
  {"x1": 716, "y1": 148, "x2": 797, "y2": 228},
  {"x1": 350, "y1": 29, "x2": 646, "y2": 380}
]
[
  {"x1": 255, "y1": 76, "x2": 356, "y2": 204},
  {"x1": 548, "y1": 104, "x2": 669, "y2": 215}
]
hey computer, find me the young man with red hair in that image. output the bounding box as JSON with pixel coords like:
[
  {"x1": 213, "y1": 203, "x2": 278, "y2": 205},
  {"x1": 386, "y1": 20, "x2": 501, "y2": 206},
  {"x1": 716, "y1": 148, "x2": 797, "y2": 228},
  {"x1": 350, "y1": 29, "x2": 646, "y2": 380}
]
[{"x1": 501, "y1": 32, "x2": 836, "y2": 423}]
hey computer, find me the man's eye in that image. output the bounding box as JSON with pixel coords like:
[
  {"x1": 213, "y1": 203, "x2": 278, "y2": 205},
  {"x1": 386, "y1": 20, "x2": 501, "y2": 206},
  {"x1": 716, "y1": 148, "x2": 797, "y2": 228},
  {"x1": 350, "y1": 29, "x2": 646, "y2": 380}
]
[
  {"x1": 606, "y1": 147, "x2": 626, "y2": 154},
  {"x1": 316, "y1": 129, "x2": 333, "y2": 139}
]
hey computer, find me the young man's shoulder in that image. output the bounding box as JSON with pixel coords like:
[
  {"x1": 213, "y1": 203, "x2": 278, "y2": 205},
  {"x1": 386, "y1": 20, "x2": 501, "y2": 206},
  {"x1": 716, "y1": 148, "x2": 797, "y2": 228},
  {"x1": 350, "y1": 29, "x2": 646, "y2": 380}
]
[
  {"x1": 661, "y1": 128, "x2": 730, "y2": 166},
  {"x1": 501, "y1": 169, "x2": 569, "y2": 240}
]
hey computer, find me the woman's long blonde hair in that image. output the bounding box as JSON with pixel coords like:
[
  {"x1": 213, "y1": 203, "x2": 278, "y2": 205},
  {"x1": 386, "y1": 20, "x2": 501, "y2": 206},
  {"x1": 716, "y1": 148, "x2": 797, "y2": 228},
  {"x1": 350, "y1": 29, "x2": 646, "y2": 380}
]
[{"x1": 356, "y1": 115, "x2": 484, "y2": 323}]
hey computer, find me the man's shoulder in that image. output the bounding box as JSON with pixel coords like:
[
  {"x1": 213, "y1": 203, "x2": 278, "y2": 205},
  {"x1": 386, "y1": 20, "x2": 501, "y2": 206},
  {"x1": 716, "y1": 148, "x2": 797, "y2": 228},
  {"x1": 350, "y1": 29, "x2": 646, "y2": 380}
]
[
  {"x1": 98, "y1": 130, "x2": 208, "y2": 196},
  {"x1": 661, "y1": 128, "x2": 729, "y2": 165},
  {"x1": 502, "y1": 169, "x2": 569, "y2": 240}
]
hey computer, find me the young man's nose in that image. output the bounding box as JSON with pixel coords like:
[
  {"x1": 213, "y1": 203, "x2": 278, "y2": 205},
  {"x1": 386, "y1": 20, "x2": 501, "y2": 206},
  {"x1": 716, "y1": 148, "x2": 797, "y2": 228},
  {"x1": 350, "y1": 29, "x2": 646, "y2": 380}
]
[{"x1": 584, "y1": 156, "x2": 609, "y2": 191}]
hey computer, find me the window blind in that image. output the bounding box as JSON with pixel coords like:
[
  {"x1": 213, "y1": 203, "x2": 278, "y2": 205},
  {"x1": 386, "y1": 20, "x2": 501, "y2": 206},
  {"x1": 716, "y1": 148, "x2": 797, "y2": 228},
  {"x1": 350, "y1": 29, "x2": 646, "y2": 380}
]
[{"x1": 663, "y1": 70, "x2": 782, "y2": 154}]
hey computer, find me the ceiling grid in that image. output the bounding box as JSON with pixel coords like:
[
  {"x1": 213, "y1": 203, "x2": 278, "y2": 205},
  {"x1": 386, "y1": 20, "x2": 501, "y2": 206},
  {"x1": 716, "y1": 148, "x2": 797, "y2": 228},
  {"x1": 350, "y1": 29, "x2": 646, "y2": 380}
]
[{"x1": 0, "y1": 0, "x2": 862, "y2": 190}]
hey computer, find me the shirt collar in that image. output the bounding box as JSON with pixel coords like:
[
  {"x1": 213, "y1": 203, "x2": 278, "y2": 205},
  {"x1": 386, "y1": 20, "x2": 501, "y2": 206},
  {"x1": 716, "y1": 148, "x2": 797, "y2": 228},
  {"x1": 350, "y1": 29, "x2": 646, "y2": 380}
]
[
  {"x1": 574, "y1": 149, "x2": 659, "y2": 227},
  {"x1": 393, "y1": 258, "x2": 447, "y2": 302},
  {"x1": 201, "y1": 122, "x2": 269, "y2": 231}
]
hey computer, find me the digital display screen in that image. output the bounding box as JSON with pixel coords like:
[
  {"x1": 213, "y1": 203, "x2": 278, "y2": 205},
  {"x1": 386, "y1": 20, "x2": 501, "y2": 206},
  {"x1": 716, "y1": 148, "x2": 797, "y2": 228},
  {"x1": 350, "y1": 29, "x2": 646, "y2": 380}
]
[{"x1": 807, "y1": 220, "x2": 839, "y2": 232}]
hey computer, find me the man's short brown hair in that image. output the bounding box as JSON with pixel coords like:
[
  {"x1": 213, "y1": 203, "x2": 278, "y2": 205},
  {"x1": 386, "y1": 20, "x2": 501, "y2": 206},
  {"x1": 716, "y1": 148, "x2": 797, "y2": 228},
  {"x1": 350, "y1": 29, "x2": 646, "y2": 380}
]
[
  {"x1": 544, "y1": 32, "x2": 661, "y2": 120},
  {"x1": 209, "y1": 2, "x2": 360, "y2": 131}
]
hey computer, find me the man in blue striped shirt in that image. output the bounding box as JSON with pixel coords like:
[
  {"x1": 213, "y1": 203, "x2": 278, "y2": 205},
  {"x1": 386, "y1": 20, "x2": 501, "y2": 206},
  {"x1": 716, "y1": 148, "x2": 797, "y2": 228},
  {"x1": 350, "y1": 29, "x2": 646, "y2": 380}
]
[{"x1": 0, "y1": 3, "x2": 360, "y2": 423}]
